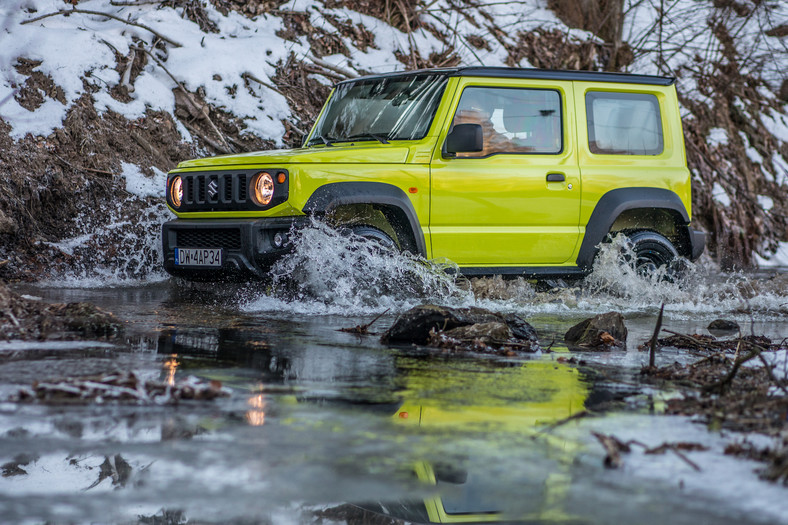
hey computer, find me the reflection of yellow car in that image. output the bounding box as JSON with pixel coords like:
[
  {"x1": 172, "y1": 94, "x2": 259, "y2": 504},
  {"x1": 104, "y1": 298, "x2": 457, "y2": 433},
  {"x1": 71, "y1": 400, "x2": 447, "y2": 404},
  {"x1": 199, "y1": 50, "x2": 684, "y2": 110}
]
[{"x1": 371, "y1": 358, "x2": 588, "y2": 523}]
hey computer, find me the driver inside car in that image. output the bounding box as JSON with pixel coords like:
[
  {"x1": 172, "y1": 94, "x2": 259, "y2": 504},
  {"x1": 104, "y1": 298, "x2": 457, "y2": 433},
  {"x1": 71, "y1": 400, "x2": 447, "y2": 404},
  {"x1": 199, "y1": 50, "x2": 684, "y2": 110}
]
[{"x1": 451, "y1": 89, "x2": 511, "y2": 157}]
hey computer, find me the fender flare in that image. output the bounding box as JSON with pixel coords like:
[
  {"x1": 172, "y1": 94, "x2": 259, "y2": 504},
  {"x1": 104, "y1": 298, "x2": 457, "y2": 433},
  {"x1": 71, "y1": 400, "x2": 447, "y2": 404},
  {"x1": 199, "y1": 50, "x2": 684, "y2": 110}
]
[
  {"x1": 302, "y1": 181, "x2": 427, "y2": 257},
  {"x1": 576, "y1": 187, "x2": 691, "y2": 269}
]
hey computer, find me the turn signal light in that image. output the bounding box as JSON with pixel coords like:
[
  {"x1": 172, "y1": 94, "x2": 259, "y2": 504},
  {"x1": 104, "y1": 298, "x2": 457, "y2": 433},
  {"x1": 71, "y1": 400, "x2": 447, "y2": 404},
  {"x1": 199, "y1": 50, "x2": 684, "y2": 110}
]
[{"x1": 277, "y1": 172, "x2": 287, "y2": 184}]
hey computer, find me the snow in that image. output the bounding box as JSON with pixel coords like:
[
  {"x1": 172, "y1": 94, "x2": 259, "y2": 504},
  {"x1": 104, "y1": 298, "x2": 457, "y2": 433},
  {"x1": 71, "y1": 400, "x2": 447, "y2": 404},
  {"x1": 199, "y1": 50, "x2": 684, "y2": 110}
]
[
  {"x1": 706, "y1": 127, "x2": 728, "y2": 147},
  {"x1": 758, "y1": 195, "x2": 774, "y2": 211},
  {"x1": 712, "y1": 182, "x2": 731, "y2": 206},
  {"x1": 122, "y1": 162, "x2": 166, "y2": 198},
  {"x1": 755, "y1": 241, "x2": 788, "y2": 267}
]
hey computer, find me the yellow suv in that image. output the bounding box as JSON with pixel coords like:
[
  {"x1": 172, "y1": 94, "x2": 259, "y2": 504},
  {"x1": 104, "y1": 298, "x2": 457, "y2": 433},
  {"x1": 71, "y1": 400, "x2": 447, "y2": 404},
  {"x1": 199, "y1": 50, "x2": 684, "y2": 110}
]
[{"x1": 162, "y1": 67, "x2": 705, "y2": 280}]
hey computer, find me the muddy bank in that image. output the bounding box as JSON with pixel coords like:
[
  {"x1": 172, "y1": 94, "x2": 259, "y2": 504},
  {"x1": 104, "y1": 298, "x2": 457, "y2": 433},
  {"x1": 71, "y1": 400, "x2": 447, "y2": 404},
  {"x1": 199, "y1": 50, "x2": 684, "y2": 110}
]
[{"x1": 0, "y1": 280, "x2": 121, "y2": 340}]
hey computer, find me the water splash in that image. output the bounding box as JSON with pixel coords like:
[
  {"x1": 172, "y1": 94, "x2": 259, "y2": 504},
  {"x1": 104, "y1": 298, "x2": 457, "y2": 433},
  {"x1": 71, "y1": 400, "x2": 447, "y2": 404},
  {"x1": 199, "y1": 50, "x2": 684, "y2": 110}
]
[
  {"x1": 40, "y1": 198, "x2": 171, "y2": 288},
  {"x1": 244, "y1": 227, "x2": 788, "y2": 319},
  {"x1": 243, "y1": 219, "x2": 471, "y2": 315}
]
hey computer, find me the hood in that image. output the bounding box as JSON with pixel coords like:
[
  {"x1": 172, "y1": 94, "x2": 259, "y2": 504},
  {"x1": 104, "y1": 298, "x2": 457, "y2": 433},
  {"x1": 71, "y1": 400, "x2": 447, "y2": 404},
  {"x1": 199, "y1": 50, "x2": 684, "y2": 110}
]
[{"x1": 176, "y1": 143, "x2": 411, "y2": 169}]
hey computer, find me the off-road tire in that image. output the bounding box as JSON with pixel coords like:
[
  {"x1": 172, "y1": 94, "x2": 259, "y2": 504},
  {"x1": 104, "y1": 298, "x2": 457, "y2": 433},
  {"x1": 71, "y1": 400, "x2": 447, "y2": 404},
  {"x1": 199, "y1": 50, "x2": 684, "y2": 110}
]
[
  {"x1": 624, "y1": 230, "x2": 679, "y2": 276},
  {"x1": 349, "y1": 225, "x2": 399, "y2": 252}
]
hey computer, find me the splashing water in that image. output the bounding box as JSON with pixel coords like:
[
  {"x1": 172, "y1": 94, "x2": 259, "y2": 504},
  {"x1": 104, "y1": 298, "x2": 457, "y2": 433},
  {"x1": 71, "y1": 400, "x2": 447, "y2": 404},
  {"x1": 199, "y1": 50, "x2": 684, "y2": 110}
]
[
  {"x1": 244, "y1": 226, "x2": 788, "y2": 319},
  {"x1": 40, "y1": 198, "x2": 171, "y2": 288},
  {"x1": 579, "y1": 234, "x2": 788, "y2": 318},
  {"x1": 243, "y1": 219, "x2": 471, "y2": 315}
]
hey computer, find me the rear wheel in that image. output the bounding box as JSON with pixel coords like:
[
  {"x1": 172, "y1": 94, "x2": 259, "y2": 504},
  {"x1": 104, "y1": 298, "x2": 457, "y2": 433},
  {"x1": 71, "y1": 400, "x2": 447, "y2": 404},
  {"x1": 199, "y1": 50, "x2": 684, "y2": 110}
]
[{"x1": 623, "y1": 230, "x2": 679, "y2": 277}]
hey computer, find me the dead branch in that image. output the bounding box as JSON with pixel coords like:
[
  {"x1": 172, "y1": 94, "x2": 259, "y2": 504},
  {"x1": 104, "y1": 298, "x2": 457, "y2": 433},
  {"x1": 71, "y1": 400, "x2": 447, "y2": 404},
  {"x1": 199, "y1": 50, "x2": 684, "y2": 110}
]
[
  {"x1": 21, "y1": 8, "x2": 183, "y2": 48},
  {"x1": 137, "y1": 46, "x2": 232, "y2": 153},
  {"x1": 649, "y1": 303, "x2": 665, "y2": 368},
  {"x1": 339, "y1": 308, "x2": 390, "y2": 335},
  {"x1": 308, "y1": 57, "x2": 358, "y2": 79},
  {"x1": 242, "y1": 72, "x2": 285, "y2": 95}
]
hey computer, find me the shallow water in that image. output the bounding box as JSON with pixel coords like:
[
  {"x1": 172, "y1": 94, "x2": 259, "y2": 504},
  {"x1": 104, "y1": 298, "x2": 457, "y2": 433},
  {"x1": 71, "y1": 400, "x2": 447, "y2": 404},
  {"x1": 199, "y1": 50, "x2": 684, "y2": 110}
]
[{"x1": 3, "y1": 227, "x2": 788, "y2": 524}]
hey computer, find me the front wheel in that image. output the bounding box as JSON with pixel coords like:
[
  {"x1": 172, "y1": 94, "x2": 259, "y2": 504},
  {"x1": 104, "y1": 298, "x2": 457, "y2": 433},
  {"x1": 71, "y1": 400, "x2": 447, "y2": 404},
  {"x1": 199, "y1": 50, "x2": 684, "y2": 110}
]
[
  {"x1": 623, "y1": 230, "x2": 680, "y2": 277},
  {"x1": 349, "y1": 225, "x2": 399, "y2": 252}
]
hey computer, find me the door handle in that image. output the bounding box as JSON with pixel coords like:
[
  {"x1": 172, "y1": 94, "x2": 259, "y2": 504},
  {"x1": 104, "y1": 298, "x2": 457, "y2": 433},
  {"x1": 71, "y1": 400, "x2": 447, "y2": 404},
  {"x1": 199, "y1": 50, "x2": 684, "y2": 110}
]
[{"x1": 546, "y1": 173, "x2": 565, "y2": 182}]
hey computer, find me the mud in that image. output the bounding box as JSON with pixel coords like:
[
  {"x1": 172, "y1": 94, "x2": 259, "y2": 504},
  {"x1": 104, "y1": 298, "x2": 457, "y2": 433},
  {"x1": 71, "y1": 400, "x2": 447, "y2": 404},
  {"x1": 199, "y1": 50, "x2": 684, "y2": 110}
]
[{"x1": 0, "y1": 281, "x2": 121, "y2": 340}]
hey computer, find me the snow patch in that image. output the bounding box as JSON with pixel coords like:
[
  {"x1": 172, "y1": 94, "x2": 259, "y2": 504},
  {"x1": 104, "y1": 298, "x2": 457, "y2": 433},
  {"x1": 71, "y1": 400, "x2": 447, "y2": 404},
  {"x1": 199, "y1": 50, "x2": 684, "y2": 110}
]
[
  {"x1": 755, "y1": 241, "x2": 788, "y2": 268},
  {"x1": 122, "y1": 162, "x2": 166, "y2": 198},
  {"x1": 706, "y1": 127, "x2": 728, "y2": 147},
  {"x1": 758, "y1": 195, "x2": 774, "y2": 211},
  {"x1": 712, "y1": 182, "x2": 731, "y2": 206}
]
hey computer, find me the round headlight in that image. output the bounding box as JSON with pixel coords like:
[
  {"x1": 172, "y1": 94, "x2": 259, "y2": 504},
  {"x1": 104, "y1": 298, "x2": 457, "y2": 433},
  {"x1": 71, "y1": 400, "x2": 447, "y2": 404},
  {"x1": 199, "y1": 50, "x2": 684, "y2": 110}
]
[
  {"x1": 170, "y1": 176, "x2": 183, "y2": 208},
  {"x1": 252, "y1": 172, "x2": 274, "y2": 206}
]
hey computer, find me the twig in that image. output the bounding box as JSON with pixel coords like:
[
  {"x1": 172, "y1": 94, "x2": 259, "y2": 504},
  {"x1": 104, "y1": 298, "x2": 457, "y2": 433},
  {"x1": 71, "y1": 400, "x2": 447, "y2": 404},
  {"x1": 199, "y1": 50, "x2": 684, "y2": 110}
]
[
  {"x1": 21, "y1": 8, "x2": 183, "y2": 48},
  {"x1": 703, "y1": 343, "x2": 762, "y2": 394},
  {"x1": 757, "y1": 353, "x2": 788, "y2": 396},
  {"x1": 242, "y1": 72, "x2": 285, "y2": 95},
  {"x1": 662, "y1": 329, "x2": 709, "y2": 347},
  {"x1": 54, "y1": 154, "x2": 114, "y2": 176},
  {"x1": 339, "y1": 308, "x2": 390, "y2": 334},
  {"x1": 649, "y1": 303, "x2": 665, "y2": 368},
  {"x1": 538, "y1": 410, "x2": 592, "y2": 434}
]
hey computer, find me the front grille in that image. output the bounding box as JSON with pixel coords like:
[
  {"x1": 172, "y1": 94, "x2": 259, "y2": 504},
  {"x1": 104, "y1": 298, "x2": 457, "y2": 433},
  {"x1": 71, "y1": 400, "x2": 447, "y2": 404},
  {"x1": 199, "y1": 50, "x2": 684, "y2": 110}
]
[
  {"x1": 176, "y1": 228, "x2": 242, "y2": 250},
  {"x1": 174, "y1": 169, "x2": 288, "y2": 212}
]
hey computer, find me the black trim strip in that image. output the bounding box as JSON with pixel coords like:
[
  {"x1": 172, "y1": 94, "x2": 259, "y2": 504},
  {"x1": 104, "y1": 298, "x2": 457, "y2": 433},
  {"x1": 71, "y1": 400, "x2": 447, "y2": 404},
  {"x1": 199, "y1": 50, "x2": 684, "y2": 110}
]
[
  {"x1": 455, "y1": 266, "x2": 588, "y2": 277},
  {"x1": 337, "y1": 67, "x2": 674, "y2": 87}
]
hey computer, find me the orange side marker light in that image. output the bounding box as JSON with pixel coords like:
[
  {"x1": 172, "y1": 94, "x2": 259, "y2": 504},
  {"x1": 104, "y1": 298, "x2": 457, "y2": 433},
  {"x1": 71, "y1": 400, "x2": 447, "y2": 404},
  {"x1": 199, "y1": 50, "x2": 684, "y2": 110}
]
[{"x1": 408, "y1": 187, "x2": 418, "y2": 194}]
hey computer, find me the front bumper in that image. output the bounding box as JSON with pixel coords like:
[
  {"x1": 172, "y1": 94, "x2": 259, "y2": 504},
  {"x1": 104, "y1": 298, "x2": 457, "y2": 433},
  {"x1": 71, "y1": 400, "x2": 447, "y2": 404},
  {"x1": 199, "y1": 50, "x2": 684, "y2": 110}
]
[{"x1": 162, "y1": 217, "x2": 309, "y2": 280}]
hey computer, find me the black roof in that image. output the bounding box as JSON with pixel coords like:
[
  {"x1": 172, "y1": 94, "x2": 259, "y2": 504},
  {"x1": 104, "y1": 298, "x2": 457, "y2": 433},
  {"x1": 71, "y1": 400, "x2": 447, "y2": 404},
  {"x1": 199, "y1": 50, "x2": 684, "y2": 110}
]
[{"x1": 337, "y1": 66, "x2": 674, "y2": 86}]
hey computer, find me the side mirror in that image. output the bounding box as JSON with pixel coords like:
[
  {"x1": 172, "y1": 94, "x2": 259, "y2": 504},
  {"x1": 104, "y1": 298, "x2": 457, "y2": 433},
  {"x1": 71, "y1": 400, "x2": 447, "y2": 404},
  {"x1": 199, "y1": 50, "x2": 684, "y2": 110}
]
[{"x1": 445, "y1": 123, "x2": 483, "y2": 156}]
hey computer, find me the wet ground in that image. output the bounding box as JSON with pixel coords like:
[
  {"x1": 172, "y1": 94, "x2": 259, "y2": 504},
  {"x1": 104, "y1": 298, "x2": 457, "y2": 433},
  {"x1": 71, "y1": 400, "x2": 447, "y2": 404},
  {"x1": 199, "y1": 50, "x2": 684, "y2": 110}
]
[{"x1": 2, "y1": 231, "x2": 788, "y2": 524}]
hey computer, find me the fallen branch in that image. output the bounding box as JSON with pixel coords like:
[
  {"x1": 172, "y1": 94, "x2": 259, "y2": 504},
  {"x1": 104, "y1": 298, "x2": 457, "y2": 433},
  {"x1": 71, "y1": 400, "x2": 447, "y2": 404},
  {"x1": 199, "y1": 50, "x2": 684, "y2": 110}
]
[
  {"x1": 649, "y1": 303, "x2": 665, "y2": 368},
  {"x1": 21, "y1": 8, "x2": 183, "y2": 48},
  {"x1": 54, "y1": 154, "x2": 114, "y2": 176},
  {"x1": 339, "y1": 308, "x2": 390, "y2": 335},
  {"x1": 137, "y1": 46, "x2": 232, "y2": 153},
  {"x1": 308, "y1": 57, "x2": 358, "y2": 79}
]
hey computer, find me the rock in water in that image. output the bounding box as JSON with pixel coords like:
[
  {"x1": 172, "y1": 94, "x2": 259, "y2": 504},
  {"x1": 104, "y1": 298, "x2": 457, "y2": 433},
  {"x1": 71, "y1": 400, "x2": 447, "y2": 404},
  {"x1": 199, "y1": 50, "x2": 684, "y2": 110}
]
[
  {"x1": 381, "y1": 304, "x2": 501, "y2": 344},
  {"x1": 707, "y1": 319, "x2": 740, "y2": 333},
  {"x1": 381, "y1": 304, "x2": 540, "y2": 353},
  {"x1": 565, "y1": 312, "x2": 627, "y2": 349}
]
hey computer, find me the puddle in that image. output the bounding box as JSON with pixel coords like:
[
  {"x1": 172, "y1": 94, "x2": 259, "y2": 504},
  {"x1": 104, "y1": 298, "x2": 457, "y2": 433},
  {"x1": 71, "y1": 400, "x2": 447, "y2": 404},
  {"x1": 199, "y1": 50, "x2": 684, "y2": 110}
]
[{"x1": 3, "y1": 225, "x2": 788, "y2": 523}]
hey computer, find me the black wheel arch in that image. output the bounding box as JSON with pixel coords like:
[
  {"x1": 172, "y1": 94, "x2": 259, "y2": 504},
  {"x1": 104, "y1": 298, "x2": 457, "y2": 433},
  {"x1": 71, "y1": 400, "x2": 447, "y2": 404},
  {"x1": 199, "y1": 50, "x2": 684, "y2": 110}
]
[
  {"x1": 577, "y1": 187, "x2": 693, "y2": 269},
  {"x1": 302, "y1": 181, "x2": 426, "y2": 256}
]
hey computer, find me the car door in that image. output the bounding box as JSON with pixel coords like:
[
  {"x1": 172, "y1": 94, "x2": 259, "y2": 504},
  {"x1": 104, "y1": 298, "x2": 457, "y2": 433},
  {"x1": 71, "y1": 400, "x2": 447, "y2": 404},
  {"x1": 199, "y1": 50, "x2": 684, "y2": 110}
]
[{"x1": 429, "y1": 78, "x2": 581, "y2": 267}]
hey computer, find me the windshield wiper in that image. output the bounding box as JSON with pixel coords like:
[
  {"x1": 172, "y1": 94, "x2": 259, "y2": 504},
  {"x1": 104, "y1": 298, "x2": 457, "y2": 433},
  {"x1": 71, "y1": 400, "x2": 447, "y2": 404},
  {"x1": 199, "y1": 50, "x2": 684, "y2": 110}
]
[
  {"x1": 342, "y1": 133, "x2": 390, "y2": 144},
  {"x1": 308, "y1": 134, "x2": 335, "y2": 147}
]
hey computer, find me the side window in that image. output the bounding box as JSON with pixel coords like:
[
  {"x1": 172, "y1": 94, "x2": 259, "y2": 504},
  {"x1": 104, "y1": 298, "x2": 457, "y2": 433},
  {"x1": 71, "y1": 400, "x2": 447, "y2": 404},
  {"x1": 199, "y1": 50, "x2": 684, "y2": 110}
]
[
  {"x1": 451, "y1": 86, "x2": 562, "y2": 157},
  {"x1": 586, "y1": 92, "x2": 663, "y2": 155}
]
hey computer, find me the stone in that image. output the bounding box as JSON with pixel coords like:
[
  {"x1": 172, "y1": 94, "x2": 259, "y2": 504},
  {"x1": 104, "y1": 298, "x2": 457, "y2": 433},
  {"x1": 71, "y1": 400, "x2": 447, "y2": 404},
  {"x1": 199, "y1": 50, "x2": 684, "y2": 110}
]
[
  {"x1": 707, "y1": 319, "x2": 740, "y2": 333},
  {"x1": 565, "y1": 312, "x2": 627, "y2": 349},
  {"x1": 381, "y1": 304, "x2": 539, "y2": 352}
]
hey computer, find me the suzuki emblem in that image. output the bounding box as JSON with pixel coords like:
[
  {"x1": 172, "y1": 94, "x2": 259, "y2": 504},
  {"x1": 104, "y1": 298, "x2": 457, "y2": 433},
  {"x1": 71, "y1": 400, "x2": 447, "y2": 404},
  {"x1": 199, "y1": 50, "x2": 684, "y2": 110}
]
[{"x1": 208, "y1": 179, "x2": 219, "y2": 199}]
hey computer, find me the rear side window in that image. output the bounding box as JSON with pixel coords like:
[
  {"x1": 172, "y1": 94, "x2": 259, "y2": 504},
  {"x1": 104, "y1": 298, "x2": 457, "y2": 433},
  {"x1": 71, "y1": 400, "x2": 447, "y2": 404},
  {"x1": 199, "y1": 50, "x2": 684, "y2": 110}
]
[{"x1": 586, "y1": 92, "x2": 663, "y2": 155}]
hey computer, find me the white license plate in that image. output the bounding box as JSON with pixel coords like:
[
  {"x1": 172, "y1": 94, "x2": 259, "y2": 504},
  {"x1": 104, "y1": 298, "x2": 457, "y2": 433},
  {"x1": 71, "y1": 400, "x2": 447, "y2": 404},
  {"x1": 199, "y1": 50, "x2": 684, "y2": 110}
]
[{"x1": 174, "y1": 248, "x2": 222, "y2": 267}]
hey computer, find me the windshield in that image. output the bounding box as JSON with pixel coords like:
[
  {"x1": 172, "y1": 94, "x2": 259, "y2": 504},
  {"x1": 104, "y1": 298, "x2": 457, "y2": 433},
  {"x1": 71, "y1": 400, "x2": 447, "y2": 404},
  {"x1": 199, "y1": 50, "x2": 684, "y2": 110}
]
[{"x1": 307, "y1": 73, "x2": 448, "y2": 146}]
